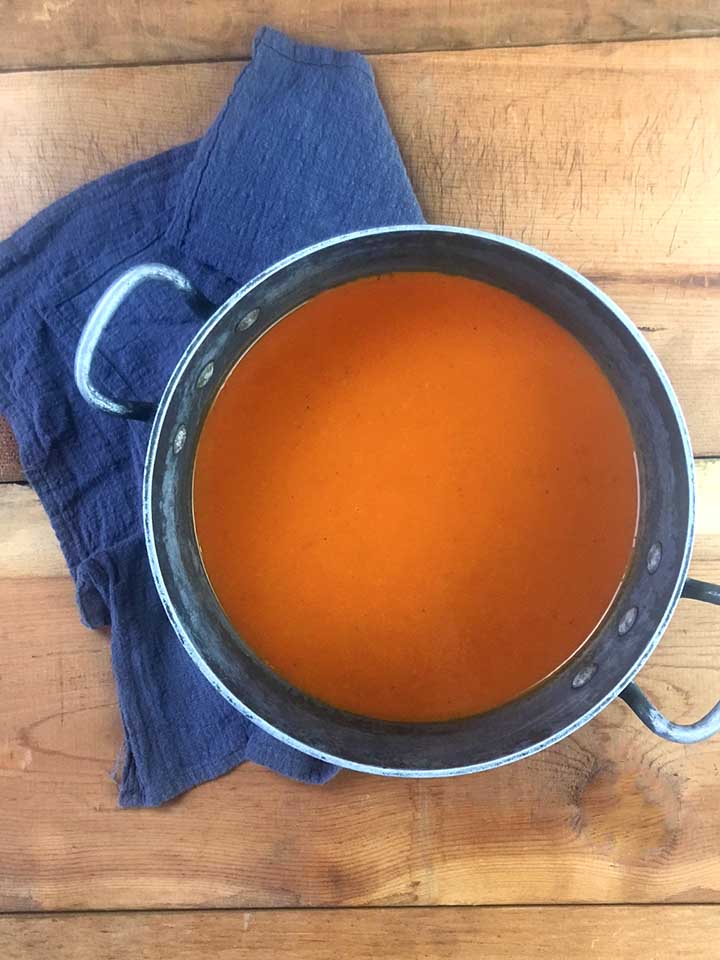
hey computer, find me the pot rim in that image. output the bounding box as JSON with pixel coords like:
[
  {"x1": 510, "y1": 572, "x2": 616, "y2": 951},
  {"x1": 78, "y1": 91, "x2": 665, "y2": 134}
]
[{"x1": 143, "y1": 224, "x2": 696, "y2": 776}]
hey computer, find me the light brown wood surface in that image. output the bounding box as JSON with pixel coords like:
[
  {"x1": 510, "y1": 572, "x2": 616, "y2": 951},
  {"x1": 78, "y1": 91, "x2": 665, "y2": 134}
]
[
  {"x1": 2, "y1": 461, "x2": 720, "y2": 910},
  {"x1": 0, "y1": 485, "x2": 68, "y2": 579},
  {"x1": 2, "y1": 906, "x2": 720, "y2": 959},
  {"x1": 1, "y1": 0, "x2": 719, "y2": 70}
]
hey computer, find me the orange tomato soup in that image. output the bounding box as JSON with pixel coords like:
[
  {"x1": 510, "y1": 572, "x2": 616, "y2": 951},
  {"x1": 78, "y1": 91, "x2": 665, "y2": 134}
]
[{"x1": 193, "y1": 272, "x2": 638, "y2": 721}]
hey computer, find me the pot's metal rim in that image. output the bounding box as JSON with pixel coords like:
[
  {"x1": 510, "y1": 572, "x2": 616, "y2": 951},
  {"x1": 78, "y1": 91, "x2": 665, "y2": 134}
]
[{"x1": 142, "y1": 223, "x2": 696, "y2": 776}]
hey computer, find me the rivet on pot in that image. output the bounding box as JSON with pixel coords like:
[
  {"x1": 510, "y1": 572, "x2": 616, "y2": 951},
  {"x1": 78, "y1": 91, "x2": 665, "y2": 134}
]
[
  {"x1": 173, "y1": 424, "x2": 187, "y2": 454},
  {"x1": 196, "y1": 362, "x2": 214, "y2": 389},
  {"x1": 572, "y1": 663, "x2": 598, "y2": 689},
  {"x1": 647, "y1": 541, "x2": 663, "y2": 574},
  {"x1": 236, "y1": 308, "x2": 259, "y2": 332},
  {"x1": 618, "y1": 606, "x2": 638, "y2": 636}
]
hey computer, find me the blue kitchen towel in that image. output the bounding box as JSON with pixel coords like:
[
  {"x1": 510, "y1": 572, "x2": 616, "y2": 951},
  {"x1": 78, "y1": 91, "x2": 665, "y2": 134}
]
[{"x1": 0, "y1": 27, "x2": 424, "y2": 806}]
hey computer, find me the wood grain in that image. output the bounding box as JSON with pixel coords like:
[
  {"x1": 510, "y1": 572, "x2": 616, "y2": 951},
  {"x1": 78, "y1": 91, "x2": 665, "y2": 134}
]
[
  {"x1": 1, "y1": 39, "x2": 719, "y2": 459},
  {"x1": 1, "y1": 0, "x2": 719, "y2": 70},
  {"x1": 0, "y1": 485, "x2": 67, "y2": 579},
  {"x1": 3, "y1": 906, "x2": 720, "y2": 959},
  {"x1": 2, "y1": 464, "x2": 720, "y2": 911}
]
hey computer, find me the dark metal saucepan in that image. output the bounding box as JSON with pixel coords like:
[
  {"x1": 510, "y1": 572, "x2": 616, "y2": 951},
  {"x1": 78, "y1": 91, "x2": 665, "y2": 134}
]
[{"x1": 75, "y1": 226, "x2": 720, "y2": 776}]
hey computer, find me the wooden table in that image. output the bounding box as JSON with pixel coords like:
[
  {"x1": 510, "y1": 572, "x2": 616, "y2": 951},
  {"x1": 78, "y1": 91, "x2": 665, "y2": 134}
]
[{"x1": 2, "y1": 3, "x2": 720, "y2": 956}]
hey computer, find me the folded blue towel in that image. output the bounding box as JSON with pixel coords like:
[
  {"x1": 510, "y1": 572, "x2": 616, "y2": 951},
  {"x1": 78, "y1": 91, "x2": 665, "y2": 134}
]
[{"x1": 0, "y1": 27, "x2": 423, "y2": 806}]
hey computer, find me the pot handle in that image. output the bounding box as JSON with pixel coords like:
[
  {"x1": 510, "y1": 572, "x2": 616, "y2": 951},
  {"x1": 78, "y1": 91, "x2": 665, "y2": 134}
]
[
  {"x1": 619, "y1": 577, "x2": 720, "y2": 743},
  {"x1": 74, "y1": 263, "x2": 214, "y2": 421}
]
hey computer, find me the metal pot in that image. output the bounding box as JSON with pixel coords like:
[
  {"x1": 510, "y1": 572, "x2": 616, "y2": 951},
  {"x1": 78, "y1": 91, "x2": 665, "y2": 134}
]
[{"x1": 75, "y1": 225, "x2": 720, "y2": 776}]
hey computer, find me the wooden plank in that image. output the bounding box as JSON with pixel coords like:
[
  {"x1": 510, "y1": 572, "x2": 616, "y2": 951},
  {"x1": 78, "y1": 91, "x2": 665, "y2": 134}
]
[
  {"x1": 0, "y1": 0, "x2": 719, "y2": 71},
  {"x1": 697, "y1": 459, "x2": 720, "y2": 534},
  {"x1": 2, "y1": 464, "x2": 720, "y2": 910},
  {"x1": 2, "y1": 906, "x2": 720, "y2": 959},
  {"x1": 0, "y1": 485, "x2": 66, "y2": 579},
  {"x1": 1, "y1": 39, "x2": 719, "y2": 454}
]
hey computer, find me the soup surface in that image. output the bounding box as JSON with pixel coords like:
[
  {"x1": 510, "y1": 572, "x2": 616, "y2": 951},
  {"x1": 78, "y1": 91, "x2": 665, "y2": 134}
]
[{"x1": 193, "y1": 272, "x2": 638, "y2": 721}]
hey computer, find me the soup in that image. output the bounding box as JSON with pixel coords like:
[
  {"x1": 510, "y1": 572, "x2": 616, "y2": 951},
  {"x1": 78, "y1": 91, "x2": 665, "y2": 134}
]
[{"x1": 193, "y1": 272, "x2": 638, "y2": 722}]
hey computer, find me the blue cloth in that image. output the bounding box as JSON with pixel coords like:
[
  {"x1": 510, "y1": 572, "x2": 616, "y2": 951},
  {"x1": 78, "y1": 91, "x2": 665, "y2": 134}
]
[{"x1": 0, "y1": 27, "x2": 423, "y2": 806}]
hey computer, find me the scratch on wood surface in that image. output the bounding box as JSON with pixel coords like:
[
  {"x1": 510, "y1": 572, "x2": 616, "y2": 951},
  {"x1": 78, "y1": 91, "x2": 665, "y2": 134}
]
[
  {"x1": 587, "y1": 270, "x2": 720, "y2": 288},
  {"x1": 630, "y1": 115, "x2": 650, "y2": 155},
  {"x1": 15, "y1": 702, "x2": 116, "y2": 767}
]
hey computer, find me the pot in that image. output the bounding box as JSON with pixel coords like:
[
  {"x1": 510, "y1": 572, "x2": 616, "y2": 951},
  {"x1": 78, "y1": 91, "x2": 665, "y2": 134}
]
[{"x1": 75, "y1": 225, "x2": 720, "y2": 776}]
